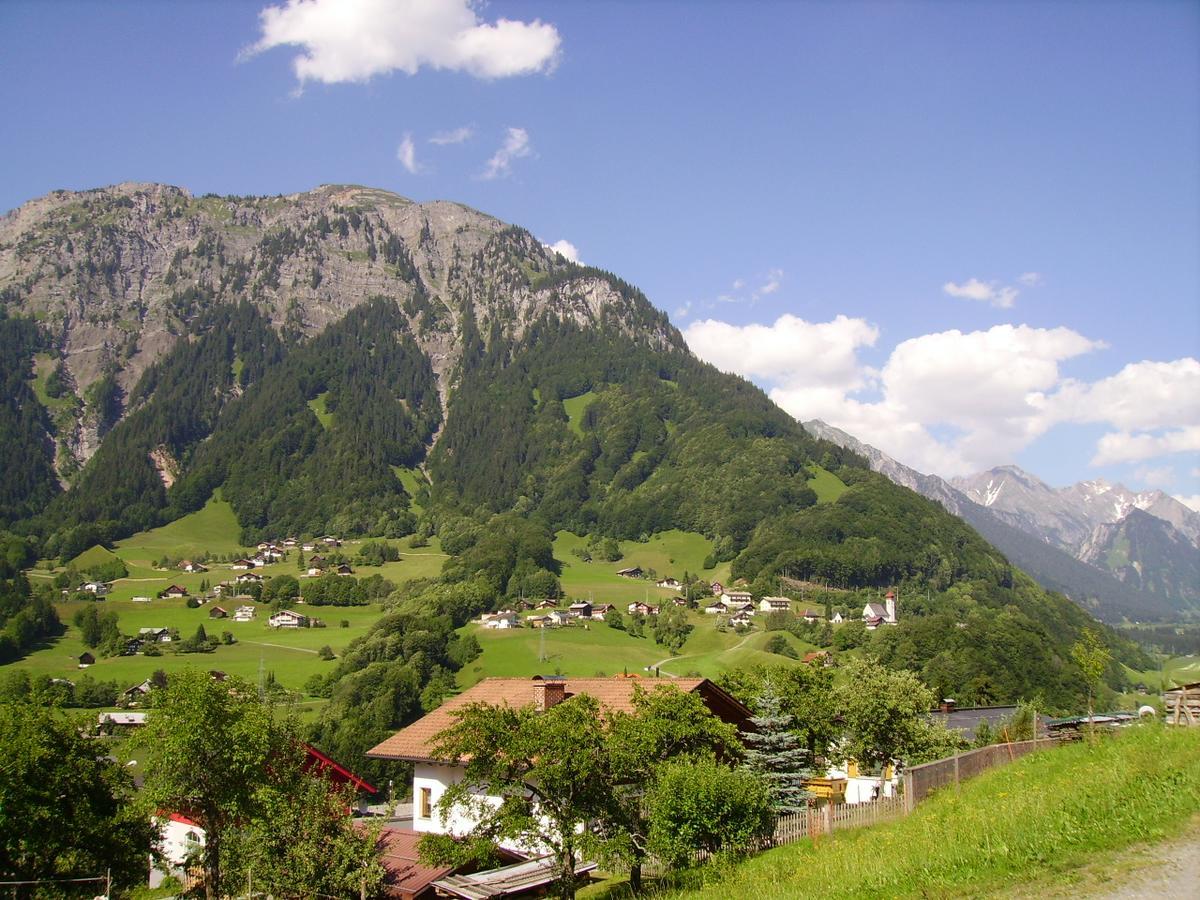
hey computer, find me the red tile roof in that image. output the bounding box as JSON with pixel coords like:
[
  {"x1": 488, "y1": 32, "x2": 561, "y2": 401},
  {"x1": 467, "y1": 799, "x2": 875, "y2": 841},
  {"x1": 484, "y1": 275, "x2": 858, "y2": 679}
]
[
  {"x1": 366, "y1": 677, "x2": 750, "y2": 763},
  {"x1": 370, "y1": 827, "x2": 455, "y2": 900}
]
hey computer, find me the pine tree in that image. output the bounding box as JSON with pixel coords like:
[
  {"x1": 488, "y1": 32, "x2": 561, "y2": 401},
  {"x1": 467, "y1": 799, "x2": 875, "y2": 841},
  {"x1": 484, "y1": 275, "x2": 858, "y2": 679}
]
[{"x1": 741, "y1": 681, "x2": 812, "y2": 815}]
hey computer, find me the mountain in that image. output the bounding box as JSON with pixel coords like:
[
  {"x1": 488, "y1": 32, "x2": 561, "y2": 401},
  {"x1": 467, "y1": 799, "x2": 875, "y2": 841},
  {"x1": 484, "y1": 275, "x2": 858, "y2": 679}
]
[
  {"x1": 803, "y1": 420, "x2": 1179, "y2": 621},
  {"x1": 1079, "y1": 509, "x2": 1200, "y2": 612},
  {"x1": 953, "y1": 467, "x2": 1200, "y2": 553},
  {"x1": 0, "y1": 183, "x2": 1154, "y2": 712}
]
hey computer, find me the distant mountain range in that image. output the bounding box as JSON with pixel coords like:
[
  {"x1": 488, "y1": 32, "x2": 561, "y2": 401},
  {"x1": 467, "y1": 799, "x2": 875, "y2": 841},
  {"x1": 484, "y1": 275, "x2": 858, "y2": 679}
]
[{"x1": 804, "y1": 420, "x2": 1199, "y2": 621}]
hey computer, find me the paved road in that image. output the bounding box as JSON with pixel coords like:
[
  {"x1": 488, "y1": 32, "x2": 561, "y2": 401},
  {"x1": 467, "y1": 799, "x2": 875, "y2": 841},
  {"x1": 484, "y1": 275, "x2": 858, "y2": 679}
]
[{"x1": 1093, "y1": 829, "x2": 1200, "y2": 899}]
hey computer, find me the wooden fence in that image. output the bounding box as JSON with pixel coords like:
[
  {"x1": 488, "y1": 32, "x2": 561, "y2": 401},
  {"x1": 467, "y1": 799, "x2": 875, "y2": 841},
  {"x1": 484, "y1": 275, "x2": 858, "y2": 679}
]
[{"x1": 640, "y1": 740, "x2": 1045, "y2": 878}]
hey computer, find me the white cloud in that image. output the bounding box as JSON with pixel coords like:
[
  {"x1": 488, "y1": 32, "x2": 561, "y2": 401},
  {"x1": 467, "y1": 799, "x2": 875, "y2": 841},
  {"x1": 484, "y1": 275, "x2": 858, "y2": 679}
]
[
  {"x1": 758, "y1": 269, "x2": 783, "y2": 296},
  {"x1": 396, "y1": 133, "x2": 418, "y2": 173},
  {"x1": 684, "y1": 314, "x2": 879, "y2": 392},
  {"x1": 543, "y1": 239, "x2": 581, "y2": 263},
  {"x1": 1091, "y1": 427, "x2": 1200, "y2": 466},
  {"x1": 429, "y1": 125, "x2": 474, "y2": 145},
  {"x1": 1173, "y1": 494, "x2": 1200, "y2": 513},
  {"x1": 943, "y1": 278, "x2": 1019, "y2": 309},
  {"x1": 1018, "y1": 272, "x2": 1043, "y2": 287},
  {"x1": 1047, "y1": 358, "x2": 1200, "y2": 432},
  {"x1": 248, "y1": 0, "x2": 561, "y2": 86},
  {"x1": 481, "y1": 127, "x2": 532, "y2": 179}
]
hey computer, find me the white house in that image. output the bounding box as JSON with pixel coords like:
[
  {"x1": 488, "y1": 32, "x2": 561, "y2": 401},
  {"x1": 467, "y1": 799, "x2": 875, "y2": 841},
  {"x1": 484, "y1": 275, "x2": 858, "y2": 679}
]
[
  {"x1": 230, "y1": 559, "x2": 254, "y2": 570},
  {"x1": 366, "y1": 677, "x2": 754, "y2": 848},
  {"x1": 81, "y1": 581, "x2": 110, "y2": 596},
  {"x1": 138, "y1": 627, "x2": 172, "y2": 643},
  {"x1": 831, "y1": 612, "x2": 844, "y2": 624},
  {"x1": 236, "y1": 572, "x2": 263, "y2": 585},
  {"x1": 720, "y1": 590, "x2": 753, "y2": 605},
  {"x1": 703, "y1": 601, "x2": 725, "y2": 615},
  {"x1": 233, "y1": 605, "x2": 256, "y2": 622},
  {"x1": 482, "y1": 611, "x2": 520, "y2": 630},
  {"x1": 826, "y1": 759, "x2": 900, "y2": 805},
  {"x1": 656, "y1": 577, "x2": 681, "y2": 590},
  {"x1": 759, "y1": 596, "x2": 791, "y2": 613},
  {"x1": 269, "y1": 609, "x2": 309, "y2": 628},
  {"x1": 178, "y1": 560, "x2": 207, "y2": 573}
]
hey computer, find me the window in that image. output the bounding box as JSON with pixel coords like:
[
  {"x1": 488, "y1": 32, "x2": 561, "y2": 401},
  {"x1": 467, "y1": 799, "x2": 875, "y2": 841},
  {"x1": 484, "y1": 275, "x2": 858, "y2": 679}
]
[{"x1": 419, "y1": 786, "x2": 432, "y2": 819}]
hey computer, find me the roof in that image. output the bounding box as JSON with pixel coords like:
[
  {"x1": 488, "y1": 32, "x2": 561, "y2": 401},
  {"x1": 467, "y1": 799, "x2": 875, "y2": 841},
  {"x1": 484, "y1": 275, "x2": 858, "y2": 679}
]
[
  {"x1": 863, "y1": 602, "x2": 888, "y2": 617},
  {"x1": 302, "y1": 743, "x2": 377, "y2": 794},
  {"x1": 367, "y1": 677, "x2": 752, "y2": 763},
  {"x1": 931, "y1": 705, "x2": 1022, "y2": 737},
  {"x1": 432, "y1": 855, "x2": 597, "y2": 900},
  {"x1": 372, "y1": 827, "x2": 455, "y2": 899}
]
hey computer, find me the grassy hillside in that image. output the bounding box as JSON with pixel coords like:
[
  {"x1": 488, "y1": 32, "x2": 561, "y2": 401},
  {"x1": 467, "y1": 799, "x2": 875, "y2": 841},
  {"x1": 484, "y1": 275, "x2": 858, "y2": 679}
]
[
  {"x1": 113, "y1": 492, "x2": 245, "y2": 560},
  {"x1": 655, "y1": 725, "x2": 1200, "y2": 900},
  {"x1": 806, "y1": 464, "x2": 848, "y2": 504},
  {"x1": 554, "y1": 530, "x2": 729, "y2": 602}
]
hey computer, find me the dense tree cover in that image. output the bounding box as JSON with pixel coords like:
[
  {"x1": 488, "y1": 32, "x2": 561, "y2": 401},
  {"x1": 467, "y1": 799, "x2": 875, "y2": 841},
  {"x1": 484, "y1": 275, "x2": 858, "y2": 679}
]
[
  {"x1": 440, "y1": 513, "x2": 561, "y2": 597},
  {"x1": 0, "y1": 313, "x2": 59, "y2": 526},
  {"x1": 0, "y1": 669, "x2": 119, "y2": 708},
  {"x1": 301, "y1": 572, "x2": 394, "y2": 606},
  {"x1": 0, "y1": 703, "x2": 152, "y2": 893},
  {"x1": 177, "y1": 297, "x2": 438, "y2": 543},
  {"x1": 0, "y1": 551, "x2": 63, "y2": 663},
  {"x1": 305, "y1": 579, "x2": 490, "y2": 783},
  {"x1": 429, "y1": 315, "x2": 850, "y2": 549},
  {"x1": 718, "y1": 664, "x2": 838, "y2": 761}
]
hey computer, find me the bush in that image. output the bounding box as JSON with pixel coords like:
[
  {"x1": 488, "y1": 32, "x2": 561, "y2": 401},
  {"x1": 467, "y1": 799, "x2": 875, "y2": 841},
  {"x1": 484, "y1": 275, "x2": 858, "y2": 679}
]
[
  {"x1": 764, "y1": 634, "x2": 798, "y2": 658},
  {"x1": 317, "y1": 645, "x2": 335, "y2": 660}
]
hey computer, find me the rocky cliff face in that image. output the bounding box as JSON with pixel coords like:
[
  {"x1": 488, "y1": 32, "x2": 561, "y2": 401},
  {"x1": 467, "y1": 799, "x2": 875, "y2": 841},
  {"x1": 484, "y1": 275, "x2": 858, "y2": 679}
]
[
  {"x1": 1079, "y1": 509, "x2": 1200, "y2": 610},
  {"x1": 0, "y1": 183, "x2": 680, "y2": 475}
]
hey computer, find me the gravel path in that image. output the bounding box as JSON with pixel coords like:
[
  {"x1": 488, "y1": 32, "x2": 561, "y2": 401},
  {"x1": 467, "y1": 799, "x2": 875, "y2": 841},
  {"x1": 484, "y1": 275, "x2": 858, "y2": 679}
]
[{"x1": 1093, "y1": 828, "x2": 1200, "y2": 899}]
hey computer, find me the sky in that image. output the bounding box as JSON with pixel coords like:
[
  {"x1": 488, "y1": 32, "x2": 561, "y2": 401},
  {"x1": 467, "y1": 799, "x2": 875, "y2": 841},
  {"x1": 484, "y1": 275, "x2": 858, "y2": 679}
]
[{"x1": 1, "y1": 0, "x2": 1197, "y2": 506}]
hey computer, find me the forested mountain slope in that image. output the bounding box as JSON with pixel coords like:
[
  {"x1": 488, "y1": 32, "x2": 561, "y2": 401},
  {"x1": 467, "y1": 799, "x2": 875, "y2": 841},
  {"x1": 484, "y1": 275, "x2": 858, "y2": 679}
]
[{"x1": 0, "y1": 184, "x2": 1151, "y2": 750}]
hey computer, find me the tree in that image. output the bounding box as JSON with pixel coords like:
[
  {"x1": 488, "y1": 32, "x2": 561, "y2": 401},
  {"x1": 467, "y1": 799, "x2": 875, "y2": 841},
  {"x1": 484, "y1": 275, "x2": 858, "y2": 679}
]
[
  {"x1": 1072, "y1": 627, "x2": 1111, "y2": 723},
  {"x1": 0, "y1": 703, "x2": 152, "y2": 892},
  {"x1": 645, "y1": 756, "x2": 773, "y2": 868},
  {"x1": 833, "y1": 659, "x2": 962, "y2": 780},
  {"x1": 135, "y1": 671, "x2": 286, "y2": 900},
  {"x1": 223, "y1": 747, "x2": 385, "y2": 899},
  {"x1": 600, "y1": 684, "x2": 742, "y2": 890},
  {"x1": 740, "y1": 681, "x2": 812, "y2": 814},
  {"x1": 718, "y1": 664, "x2": 838, "y2": 760},
  {"x1": 420, "y1": 694, "x2": 613, "y2": 899}
]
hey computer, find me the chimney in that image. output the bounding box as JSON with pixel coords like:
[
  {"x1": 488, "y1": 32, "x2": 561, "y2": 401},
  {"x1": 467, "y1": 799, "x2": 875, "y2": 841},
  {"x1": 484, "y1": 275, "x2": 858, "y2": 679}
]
[{"x1": 532, "y1": 675, "x2": 566, "y2": 712}]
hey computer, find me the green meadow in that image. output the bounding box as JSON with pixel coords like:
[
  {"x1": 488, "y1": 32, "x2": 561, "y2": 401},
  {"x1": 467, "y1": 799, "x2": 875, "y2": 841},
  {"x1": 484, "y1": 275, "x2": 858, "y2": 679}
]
[
  {"x1": 554, "y1": 530, "x2": 731, "y2": 604},
  {"x1": 807, "y1": 464, "x2": 849, "y2": 504},
  {"x1": 562, "y1": 390, "x2": 598, "y2": 437}
]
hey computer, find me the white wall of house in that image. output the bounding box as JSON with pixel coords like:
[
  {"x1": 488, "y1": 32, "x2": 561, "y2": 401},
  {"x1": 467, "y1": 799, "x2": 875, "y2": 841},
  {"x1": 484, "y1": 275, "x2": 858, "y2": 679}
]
[
  {"x1": 150, "y1": 816, "x2": 204, "y2": 888},
  {"x1": 825, "y1": 762, "x2": 899, "y2": 804},
  {"x1": 413, "y1": 763, "x2": 501, "y2": 837}
]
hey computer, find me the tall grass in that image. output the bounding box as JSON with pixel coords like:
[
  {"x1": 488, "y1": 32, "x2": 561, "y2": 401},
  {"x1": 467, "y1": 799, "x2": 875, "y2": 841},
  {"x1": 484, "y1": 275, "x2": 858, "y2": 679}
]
[{"x1": 658, "y1": 725, "x2": 1200, "y2": 899}]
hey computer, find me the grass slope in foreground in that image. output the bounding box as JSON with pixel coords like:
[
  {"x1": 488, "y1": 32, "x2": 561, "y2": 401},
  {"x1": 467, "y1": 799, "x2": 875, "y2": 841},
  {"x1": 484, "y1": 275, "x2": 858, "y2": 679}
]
[{"x1": 660, "y1": 725, "x2": 1200, "y2": 900}]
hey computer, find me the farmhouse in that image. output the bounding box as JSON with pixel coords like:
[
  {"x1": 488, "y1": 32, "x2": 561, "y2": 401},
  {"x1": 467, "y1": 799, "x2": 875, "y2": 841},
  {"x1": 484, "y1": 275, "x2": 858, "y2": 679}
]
[
  {"x1": 230, "y1": 559, "x2": 255, "y2": 570},
  {"x1": 627, "y1": 601, "x2": 659, "y2": 616},
  {"x1": 759, "y1": 596, "x2": 791, "y2": 613},
  {"x1": 590, "y1": 603, "x2": 616, "y2": 620},
  {"x1": 481, "y1": 611, "x2": 519, "y2": 630},
  {"x1": 81, "y1": 581, "x2": 110, "y2": 596},
  {"x1": 122, "y1": 679, "x2": 153, "y2": 705},
  {"x1": 535, "y1": 599, "x2": 558, "y2": 610},
  {"x1": 525, "y1": 615, "x2": 552, "y2": 628},
  {"x1": 78, "y1": 651, "x2": 95, "y2": 667},
  {"x1": 567, "y1": 601, "x2": 593, "y2": 619},
  {"x1": 831, "y1": 611, "x2": 844, "y2": 624},
  {"x1": 720, "y1": 589, "x2": 753, "y2": 605},
  {"x1": 704, "y1": 601, "x2": 725, "y2": 615},
  {"x1": 710, "y1": 581, "x2": 725, "y2": 596},
  {"x1": 335, "y1": 563, "x2": 354, "y2": 576},
  {"x1": 160, "y1": 584, "x2": 189, "y2": 599},
  {"x1": 269, "y1": 609, "x2": 309, "y2": 628},
  {"x1": 656, "y1": 577, "x2": 681, "y2": 589},
  {"x1": 138, "y1": 627, "x2": 172, "y2": 643},
  {"x1": 616, "y1": 566, "x2": 643, "y2": 578},
  {"x1": 232, "y1": 605, "x2": 256, "y2": 622},
  {"x1": 208, "y1": 606, "x2": 228, "y2": 619},
  {"x1": 366, "y1": 676, "x2": 753, "y2": 845},
  {"x1": 178, "y1": 560, "x2": 207, "y2": 573},
  {"x1": 236, "y1": 572, "x2": 263, "y2": 585}
]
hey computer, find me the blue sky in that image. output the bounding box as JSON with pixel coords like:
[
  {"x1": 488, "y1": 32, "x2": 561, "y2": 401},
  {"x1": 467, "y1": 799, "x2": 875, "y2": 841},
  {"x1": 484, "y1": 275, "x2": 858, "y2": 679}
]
[{"x1": 2, "y1": 0, "x2": 1197, "y2": 503}]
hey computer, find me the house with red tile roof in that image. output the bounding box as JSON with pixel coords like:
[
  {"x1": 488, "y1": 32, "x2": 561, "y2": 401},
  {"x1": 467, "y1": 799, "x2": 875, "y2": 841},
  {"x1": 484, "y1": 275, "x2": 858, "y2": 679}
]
[{"x1": 366, "y1": 675, "x2": 752, "y2": 846}]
